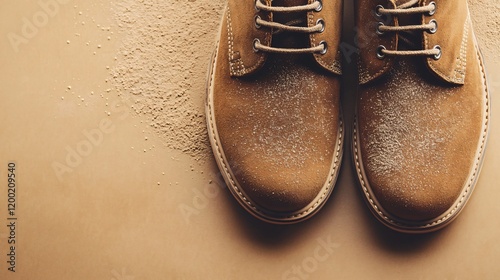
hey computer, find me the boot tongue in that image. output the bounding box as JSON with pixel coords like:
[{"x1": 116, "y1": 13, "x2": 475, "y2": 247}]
[
  {"x1": 395, "y1": 0, "x2": 413, "y2": 5},
  {"x1": 393, "y1": 0, "x2": 422, "y2": 51},
  {"x1": 273, "y1": 0, "x2": 308, "y2": 8},
  {"x1": 271, "y1": 0, "x2": 309, "y2": 50}
]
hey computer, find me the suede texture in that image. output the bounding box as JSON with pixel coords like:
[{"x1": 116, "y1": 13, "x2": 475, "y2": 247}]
[
  {"x1": 423, "y1": 0, "x2": 468, "y2": 85},
  {"x1": 228, "y1": 0, "x2": 343, "y2": 77},
  {"x1": 227, "y1": 0, "x2": 271, "y2": 76},
  {"x1": 309, "y1": 0, "x2": 343, "y2": 74},
  {"x1": 358, "y1": 0, "x2": 470, "y2": 85},
  {"x1": 208, "y1": 1, "x2": 343, "y2": 219},
  {"x1": 357, "y1": 0, "x2": 397, "y2": 84},
  {"x1": 355, "y1": 0, "x2": 489, "y2": 225}
]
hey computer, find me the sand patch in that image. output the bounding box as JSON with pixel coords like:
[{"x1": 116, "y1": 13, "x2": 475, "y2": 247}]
[
  {"x1": 469, "y1": 0, "x2": 500, "y2": 63},
  {"x1": 110, "y1": 0, "x2": 224, "y2": 161}
]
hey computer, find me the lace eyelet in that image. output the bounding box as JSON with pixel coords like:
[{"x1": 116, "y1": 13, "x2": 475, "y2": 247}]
[
  {"x1": 315, "y1": 0, "x2": 323, "y2": 12},
  {"x1": 428, "y1": 1, "x2": 436, "y2": 16},
  {"x1": 254, "y1": 15, "x2": 262, "y2": 29},
  {"x1": 376, "y1": 45, "x2": 386, "y2": 59},
  {"x1": 316, "y1": 18, "x2": 325, "y2": 33},
  {"x1": 319, "y1": 41, "x2": 328, "y2": 55},
  {"x1": 253, "y1": 38, "x2": 261, "y2": 52},
  {"x1": 433, "y1": 45, "x2": 442, "y2": 60},
  {"x1": 376, "y1": 22, "x2": 385, "y2": 35},
  {"x1": 427, "y1": 19, "x2": 438, "y2": 34},
  {"x1": 375, "y1": 5, "x2": 384, "y2": 18},
  {"x1": 254, "y1": 0, "x2": 260, "y2": 12}
]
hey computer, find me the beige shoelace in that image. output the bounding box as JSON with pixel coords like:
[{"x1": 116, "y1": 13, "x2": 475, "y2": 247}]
[
  {"x1": 376, "y1": 0, "x2": 441, "y2": 60},
  {"x1": 253, "y1": 0, "x2": 326, "y2": 54}
]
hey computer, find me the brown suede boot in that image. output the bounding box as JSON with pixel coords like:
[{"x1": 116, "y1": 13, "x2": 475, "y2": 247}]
[
  {"x1": 354, "y1": 0, "x2": 490, "y2": 233},
  {"x1": 207, "y1": 0, "x2": 344, "y2": 224}
]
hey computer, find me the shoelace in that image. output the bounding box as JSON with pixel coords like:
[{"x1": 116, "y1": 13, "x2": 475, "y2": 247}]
[
  {"x1": 376, "y1": 0, "x2": 441, "y2": 60},
  {"x1": 253, "y1": 0, "x2": 327, "y2": 54}
]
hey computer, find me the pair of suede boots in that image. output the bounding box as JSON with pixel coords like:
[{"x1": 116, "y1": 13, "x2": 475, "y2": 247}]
[{"x1": 206, "y1": 0, "x2": 490, "y2": 233}]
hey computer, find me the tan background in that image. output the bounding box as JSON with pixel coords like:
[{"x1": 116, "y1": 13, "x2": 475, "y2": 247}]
[{"x1": 1, "y1": 0, "x2": 499, "y2": 279}]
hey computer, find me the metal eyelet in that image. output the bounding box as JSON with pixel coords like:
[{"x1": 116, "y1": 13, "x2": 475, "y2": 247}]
[
  {"x1": 315, "y1": 0, "x2": 323, "y2": 12},
  {"x1": 254, "y1": 15, "x2": 262, "y2": 29},
  {"x1": 375, "y1": 5, "x2": 384, "y2": 18},
  {"x1": 433, "y1": 45, "x2": 442, "y2": 60},
  {"x1": 254, "y1": 0, "x2": 260, "y2": 12},
  {"x1": 376, "y1": 45, "x2": 386, "y2": 59},
  {"x1": 428, "y1": 1, "x2": 436, "y2": 16},
  {"x1": 376, "y1": 22, "x2": 385, "y2": 35},
  {"x1": 253, "y1": 38, "x2": 260, "y2": 52},
  {"x1": 319, "y1": 41, "x2": 328, "y2": 55},
  {"x1": 316, "y1": 18, "x2": 325, "y2": 33},
  {"x1": 427, "y1": 19, "x2": 438, "y2": 34}
]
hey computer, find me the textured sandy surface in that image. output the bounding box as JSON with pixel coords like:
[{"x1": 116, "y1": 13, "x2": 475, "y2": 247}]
[
  {"x1": 0, "y1": 1, "x2": 500, "y2": 279},
  {"x1": 110, "y1": 0, "x2": 224, "y2": 160},
  {"x1": 470, "y1": 0, "x2": 500, "y2": 63}
]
